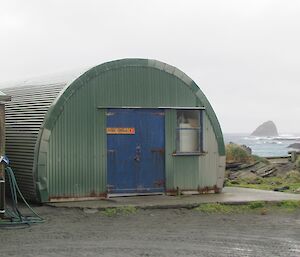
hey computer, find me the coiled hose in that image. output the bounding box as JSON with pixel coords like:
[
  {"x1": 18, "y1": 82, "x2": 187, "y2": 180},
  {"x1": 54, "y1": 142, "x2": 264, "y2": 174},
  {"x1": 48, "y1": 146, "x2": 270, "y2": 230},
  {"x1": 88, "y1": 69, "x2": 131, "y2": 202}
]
[{"x1": 0, "y1": 166, "x2": 44, "y2": 227}]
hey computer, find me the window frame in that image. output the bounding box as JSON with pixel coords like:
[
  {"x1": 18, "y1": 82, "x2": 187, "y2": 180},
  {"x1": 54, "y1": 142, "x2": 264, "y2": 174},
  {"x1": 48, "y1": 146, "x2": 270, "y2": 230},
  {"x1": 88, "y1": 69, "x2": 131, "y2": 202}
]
[{"x1": 173, "y1": 108, "x2": 205, "y2": 156}]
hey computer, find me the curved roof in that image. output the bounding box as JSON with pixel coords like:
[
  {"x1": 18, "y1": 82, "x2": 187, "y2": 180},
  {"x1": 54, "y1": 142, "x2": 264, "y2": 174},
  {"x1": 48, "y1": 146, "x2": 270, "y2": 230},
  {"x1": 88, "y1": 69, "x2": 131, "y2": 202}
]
[
  {"x1": 42, "y1": 59, "x2": 225, "y2": 155},
  {"x1": 2, "y1": 58, "x2": 225, "y2": 201}
]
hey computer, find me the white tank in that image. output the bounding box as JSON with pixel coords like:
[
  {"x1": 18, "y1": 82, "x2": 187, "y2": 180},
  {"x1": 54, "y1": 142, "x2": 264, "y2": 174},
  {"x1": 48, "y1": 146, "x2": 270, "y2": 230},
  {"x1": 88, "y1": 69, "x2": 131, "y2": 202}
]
[{"x1": 179, "y1": 123, "x2": 198, "y2": 152}]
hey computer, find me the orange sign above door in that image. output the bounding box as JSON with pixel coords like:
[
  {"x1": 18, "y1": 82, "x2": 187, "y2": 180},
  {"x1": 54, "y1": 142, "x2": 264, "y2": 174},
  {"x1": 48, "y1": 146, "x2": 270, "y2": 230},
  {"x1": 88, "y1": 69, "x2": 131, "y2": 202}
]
[{"x1": 106, "y1": 127, "x2": 135, "y2": 134}]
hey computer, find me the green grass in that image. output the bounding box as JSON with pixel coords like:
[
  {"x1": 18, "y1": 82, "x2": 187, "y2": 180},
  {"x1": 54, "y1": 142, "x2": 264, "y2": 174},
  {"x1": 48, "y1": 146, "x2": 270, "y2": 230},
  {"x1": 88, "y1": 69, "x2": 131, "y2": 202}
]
[
  {"x1": 194, "y1": 203, "x2": 249, "y2": 213},
  {"x1": 194, "y1": 201, "x2": 300, "y2": 214},
  {"x1": 225, "y1": 170, "x2": 300, "y2": 193},
  {"x1": 251, "y1": 155, "x2": 270, "y2": 164},
  {"x1": 100, "y1": 206, "x2": 137, "y2": 217},
  {"x1": 248, "y1": 201, "x2": 265, "y2": 209},
  {"x1": 276, "y1": 200, "x2": 300, "y2": 211}
]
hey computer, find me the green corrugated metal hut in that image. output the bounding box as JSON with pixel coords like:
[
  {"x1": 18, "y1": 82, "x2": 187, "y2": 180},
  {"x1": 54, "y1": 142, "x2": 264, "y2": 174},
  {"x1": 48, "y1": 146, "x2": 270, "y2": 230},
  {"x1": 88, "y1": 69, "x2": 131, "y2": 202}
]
[{"x1": 1, "y1": 59, "x2": 225, "y2": 203}]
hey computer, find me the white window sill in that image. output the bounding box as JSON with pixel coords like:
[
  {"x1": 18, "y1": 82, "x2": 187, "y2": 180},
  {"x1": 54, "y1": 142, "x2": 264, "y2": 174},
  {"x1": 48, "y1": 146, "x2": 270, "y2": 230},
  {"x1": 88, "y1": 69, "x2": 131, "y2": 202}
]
[{"x1": 172, "y1": 151, "x2": 207, "y2": 156}]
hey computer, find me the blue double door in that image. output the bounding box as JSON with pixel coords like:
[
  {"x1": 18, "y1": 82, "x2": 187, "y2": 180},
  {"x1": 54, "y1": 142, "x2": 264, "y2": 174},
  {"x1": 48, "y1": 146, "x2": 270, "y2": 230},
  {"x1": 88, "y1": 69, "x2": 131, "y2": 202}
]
[{"x1": 107, "y1": 109, "x2": 165, "y2": 194}]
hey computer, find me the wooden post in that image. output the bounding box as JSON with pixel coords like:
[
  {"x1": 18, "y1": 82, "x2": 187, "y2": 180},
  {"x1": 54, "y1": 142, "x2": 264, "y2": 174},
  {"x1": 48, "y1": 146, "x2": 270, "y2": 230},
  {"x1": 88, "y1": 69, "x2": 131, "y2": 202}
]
[{"x1": 0, "y1": 104, "x2": 5, "y2": 218}]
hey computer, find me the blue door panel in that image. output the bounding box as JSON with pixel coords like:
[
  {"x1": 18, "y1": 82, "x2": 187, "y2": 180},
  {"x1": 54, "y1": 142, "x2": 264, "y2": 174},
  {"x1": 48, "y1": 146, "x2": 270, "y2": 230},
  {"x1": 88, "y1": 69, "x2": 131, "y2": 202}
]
[{"x1": 107, "y1": 109, "x2": 165, "y2": 194}]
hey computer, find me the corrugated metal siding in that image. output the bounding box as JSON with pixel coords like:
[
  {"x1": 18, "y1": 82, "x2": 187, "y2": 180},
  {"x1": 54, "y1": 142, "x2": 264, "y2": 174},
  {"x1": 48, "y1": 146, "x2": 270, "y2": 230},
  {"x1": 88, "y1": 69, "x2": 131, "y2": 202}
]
[
  {"x1": 47, "y1": 89, "x2": 106, "y2": 198},
  {"x1": 46, "y1": 67, "x2": 198, "y2": 199},
  {"x1": 2, "y1": 83, "x2": 66, "y2": 200},
  {"x1": 199, "y1": 113, "x2": 220, "y2": 188},
  {"x1": 165, "y1": 110, "x2": 220, "y2": 191},
  {"x1": 165, "y1": 110, "x2": 176, "y2": 190},
  {"x1": 165, "y1": 109, "x2": 200, "y2": 190},
  {"x1": 90, "y1": 66, "x2": 198, "y2": 107},
  {"x1": 0, "y1": 59, "x2": 224, "y2": 201},
  {"x1": 45, "y1": 66, "x2": 222, "y2": 199}
]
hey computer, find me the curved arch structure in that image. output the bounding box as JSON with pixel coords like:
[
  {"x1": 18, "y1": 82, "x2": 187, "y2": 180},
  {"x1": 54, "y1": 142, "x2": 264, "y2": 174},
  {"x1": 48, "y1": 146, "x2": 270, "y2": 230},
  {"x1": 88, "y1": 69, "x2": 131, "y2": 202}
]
[{"x1": 2, "y1": 59, "x2": 225, "y2": 202}]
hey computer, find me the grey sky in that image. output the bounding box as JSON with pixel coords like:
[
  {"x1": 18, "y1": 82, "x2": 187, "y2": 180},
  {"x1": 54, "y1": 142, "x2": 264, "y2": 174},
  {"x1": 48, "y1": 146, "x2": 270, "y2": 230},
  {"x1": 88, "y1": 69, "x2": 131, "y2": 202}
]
[{"x1": 1, "y1": 0, "x2": 299, "y2": 133}]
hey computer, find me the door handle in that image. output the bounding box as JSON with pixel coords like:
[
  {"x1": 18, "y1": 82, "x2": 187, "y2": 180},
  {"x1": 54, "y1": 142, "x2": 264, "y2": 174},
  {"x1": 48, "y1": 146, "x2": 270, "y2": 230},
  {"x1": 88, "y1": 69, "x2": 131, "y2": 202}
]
[
  {"x1": 107, "y1": 149, "x2": 116, "y2": 160},
  {"x1": 134, "y1": 145, "x2": 141, "y2": 162}
]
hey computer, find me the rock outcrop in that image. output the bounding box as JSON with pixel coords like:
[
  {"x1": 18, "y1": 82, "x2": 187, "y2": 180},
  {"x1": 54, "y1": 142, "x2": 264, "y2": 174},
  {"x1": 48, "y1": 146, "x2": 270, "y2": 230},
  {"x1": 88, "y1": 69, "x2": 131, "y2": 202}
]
[
  {"x1": 251, "y1": 121, "x2": 279, "y2": 137},
  {"x1": 288, "y1": 143, "x2": 300, "y2": 149}
]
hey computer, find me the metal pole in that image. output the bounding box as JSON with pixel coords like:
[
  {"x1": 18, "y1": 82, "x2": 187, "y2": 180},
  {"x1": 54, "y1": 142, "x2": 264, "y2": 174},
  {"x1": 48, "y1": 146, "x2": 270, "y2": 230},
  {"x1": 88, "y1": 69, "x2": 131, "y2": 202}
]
[{"x1": 0, "y1": 104, "x2": 6, "y2": 218}]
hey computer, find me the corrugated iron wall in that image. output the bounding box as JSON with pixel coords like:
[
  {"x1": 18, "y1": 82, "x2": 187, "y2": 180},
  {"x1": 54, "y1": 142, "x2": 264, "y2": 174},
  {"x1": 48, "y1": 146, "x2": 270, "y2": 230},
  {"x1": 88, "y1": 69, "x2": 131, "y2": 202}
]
[
  {"x1": 0, "y1": 59, "x2": 225, "y2": 202},
  {"x1": 47, "y1": 88, "x2": 107, "y2": 199},
  {"x1": 45, "y1": 67, "x2": 199, "y2": 200},
  {"x1": 2, "y1": 83, "x2": 65, "y2": 200},
  {"x1": 199, "y1": 113, "x2": 220, "y2": 188},
  {"x1": 44, "y1": 66, "x2": 222, "y2": 200},
  {"x1": 165, "y1": 110, "x2": 222, "y2": 191}
]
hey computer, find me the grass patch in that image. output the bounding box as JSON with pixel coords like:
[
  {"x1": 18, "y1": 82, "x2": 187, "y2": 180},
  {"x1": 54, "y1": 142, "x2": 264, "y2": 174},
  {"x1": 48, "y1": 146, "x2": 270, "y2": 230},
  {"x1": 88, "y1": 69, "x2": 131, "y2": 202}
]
[
  {"x1": 225, "y1": 171, "x2": 300, "y2": 193},
  {"x1": 100, "y1": 206, "x2": 137, "y2": 217},
  {"x1": 248, "y1": 201, "x2": 265, "y2": 209},
  {"x1": 251, "y1": 155, "x2": 270, "y2": 165},
  {"x1": 119, "y1": 206, "x2": 138, "y2": 215},
  {"x1": 276, "y1": 200, "x2": 300, "y2": 211},
  {"x1": 194, "y1": 203, "x2": 249, "y2": 214},
  {"x1": 194, "y1": 201, "x2": 300, "y2": 214}
]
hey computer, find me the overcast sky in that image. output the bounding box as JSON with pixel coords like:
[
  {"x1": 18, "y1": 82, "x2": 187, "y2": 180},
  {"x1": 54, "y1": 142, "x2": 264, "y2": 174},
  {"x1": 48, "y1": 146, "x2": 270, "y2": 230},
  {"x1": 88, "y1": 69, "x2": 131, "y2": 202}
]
[{"x1": 0, "y1": 0, "x2": 299, "y2": 133}]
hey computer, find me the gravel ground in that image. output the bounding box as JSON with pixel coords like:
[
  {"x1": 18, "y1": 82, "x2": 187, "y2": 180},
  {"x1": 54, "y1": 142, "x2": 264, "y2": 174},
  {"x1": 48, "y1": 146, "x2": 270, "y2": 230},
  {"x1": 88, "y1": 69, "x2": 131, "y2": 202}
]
[{"x1": 0, "y1": 205, "x2": 299, "y2": 257}]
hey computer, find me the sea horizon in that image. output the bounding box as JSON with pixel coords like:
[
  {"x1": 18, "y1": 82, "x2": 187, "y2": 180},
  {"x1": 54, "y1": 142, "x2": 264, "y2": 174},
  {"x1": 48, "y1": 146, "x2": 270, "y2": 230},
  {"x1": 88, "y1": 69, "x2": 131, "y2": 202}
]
[{"x1": 223, "y1": 133, "x2": 300, "y2": 157}]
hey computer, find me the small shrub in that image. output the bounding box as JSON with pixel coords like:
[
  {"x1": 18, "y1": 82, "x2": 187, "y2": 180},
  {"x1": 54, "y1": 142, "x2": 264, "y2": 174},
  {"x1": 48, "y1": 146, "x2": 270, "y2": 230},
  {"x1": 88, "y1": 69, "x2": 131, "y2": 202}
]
[
  {"x1": 226, "y1": 144, "x2": 252, "y2": 163},
  {"x1": 285, "y1": 170, "x2": 300, "y2": 183}
]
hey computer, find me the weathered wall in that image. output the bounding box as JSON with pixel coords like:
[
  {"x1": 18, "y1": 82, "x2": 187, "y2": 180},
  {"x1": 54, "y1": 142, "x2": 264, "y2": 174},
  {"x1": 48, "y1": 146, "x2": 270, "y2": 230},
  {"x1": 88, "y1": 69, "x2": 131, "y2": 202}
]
[{"x1": 42, "y1": 66, "x2": 223, "y2": 201}]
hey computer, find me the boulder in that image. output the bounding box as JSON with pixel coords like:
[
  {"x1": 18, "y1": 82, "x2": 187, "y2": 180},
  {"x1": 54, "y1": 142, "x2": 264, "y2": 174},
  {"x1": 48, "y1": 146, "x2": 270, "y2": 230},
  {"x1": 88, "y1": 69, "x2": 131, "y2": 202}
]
[{"x1": 251, "y1": 121, "x2": 279, "y2": 137}]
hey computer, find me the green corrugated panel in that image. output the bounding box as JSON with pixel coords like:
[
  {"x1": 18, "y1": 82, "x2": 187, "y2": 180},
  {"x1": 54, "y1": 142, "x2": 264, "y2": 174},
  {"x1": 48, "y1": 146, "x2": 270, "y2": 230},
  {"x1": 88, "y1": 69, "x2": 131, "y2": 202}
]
[
  {"x1": 166, "y1": 111, "x2": 220, "y2": 191},
  {"x1": 196, "y1": 90, "x2": 225, "y2": 156},
  {"x1": 45, "y1": 67, "x2": 199, "y2": 199},
  {"x1": 39, "y1": 61, "x2": 225, "y2": 200},
  {"x1": 46, "y1": 87, "x2": 107, "y2": 198},
  {"x1": 165, "y1": 109, "x2": 176, "y2": 190},
  {"x1": 165, "y1": 109, "x2": 199, "y2": 191},
  {"x1": 2, "y1": 58, "x2": 225, "y2": 202},
  {"x1": 198, "y1": 113, "x2": 220, "y2": 188}
]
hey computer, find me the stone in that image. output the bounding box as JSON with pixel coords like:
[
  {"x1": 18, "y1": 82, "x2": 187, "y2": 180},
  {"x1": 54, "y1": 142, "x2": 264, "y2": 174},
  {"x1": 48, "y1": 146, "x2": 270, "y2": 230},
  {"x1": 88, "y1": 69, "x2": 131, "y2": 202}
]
[
  {"x1": 273, "y1": 186, "x2": 290, "y2": 192},
  {"x1": 287, "y1": 143, "x2": 300, "y2": 149},
  {"x1": 251, "y1": 121, "x2": 279, "y2": 137}
]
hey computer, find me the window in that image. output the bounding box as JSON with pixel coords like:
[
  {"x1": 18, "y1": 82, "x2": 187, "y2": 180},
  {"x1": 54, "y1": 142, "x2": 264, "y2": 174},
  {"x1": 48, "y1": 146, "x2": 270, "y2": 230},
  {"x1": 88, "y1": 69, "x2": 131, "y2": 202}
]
[{"x1": 176, "y1": 109, "x2": 203, "y2": 154}]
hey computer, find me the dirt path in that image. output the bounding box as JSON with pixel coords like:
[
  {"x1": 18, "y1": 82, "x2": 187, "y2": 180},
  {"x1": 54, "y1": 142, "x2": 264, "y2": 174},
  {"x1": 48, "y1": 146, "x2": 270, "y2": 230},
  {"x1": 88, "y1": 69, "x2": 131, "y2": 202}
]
[{"x1": 1, "y1": 206, "x2": 299, "y2": 257}]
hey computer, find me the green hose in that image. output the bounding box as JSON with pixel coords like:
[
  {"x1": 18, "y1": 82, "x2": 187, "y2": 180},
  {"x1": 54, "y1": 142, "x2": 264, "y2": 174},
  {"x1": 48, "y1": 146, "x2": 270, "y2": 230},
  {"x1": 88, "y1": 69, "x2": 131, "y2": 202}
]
[{"x1": 0, "y1": 166, "x2": 44, "y2": 227}]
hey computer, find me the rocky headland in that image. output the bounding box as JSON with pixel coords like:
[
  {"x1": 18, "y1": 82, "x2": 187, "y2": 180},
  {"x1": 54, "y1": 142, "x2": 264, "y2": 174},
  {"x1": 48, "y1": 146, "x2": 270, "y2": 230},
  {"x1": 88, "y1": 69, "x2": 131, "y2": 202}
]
[{"x1": 251, "y1": 120, "x2": 279, "y2": 137}]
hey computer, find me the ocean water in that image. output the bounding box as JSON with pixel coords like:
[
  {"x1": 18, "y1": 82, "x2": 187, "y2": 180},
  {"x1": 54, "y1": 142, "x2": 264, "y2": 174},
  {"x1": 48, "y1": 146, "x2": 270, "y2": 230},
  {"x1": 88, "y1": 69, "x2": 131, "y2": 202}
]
[{"x1": 224, "y1": 133, "x2": 300, "y2": 157}]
